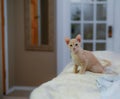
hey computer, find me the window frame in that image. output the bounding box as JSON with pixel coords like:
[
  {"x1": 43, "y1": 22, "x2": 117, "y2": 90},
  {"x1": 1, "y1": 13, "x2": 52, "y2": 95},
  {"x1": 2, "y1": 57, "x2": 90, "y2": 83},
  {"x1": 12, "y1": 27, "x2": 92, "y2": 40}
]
[{"x1": 24, "y1": 0, "x2": 55, "y2": 51}]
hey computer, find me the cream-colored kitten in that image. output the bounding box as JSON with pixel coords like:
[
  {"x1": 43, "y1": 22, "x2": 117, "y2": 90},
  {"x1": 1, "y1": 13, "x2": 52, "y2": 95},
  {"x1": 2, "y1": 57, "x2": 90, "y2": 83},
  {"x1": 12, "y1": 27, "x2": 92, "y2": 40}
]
[{"x1": 65, "y1": 35, "x2": 111, "y2": 74}]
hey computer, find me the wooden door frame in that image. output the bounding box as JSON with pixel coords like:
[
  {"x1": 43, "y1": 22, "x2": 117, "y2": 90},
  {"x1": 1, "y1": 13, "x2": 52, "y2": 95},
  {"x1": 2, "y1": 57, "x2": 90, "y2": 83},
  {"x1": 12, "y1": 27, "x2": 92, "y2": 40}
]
[
  {"x1": 0, "y1": 0, "x2": 5, "y2": 97},
  {"x1": 1, "y1": 0, "x2": 6, "y2": 95},
  {"x1": 0, "y1": 0, "x2": 3, "y2": 98}
]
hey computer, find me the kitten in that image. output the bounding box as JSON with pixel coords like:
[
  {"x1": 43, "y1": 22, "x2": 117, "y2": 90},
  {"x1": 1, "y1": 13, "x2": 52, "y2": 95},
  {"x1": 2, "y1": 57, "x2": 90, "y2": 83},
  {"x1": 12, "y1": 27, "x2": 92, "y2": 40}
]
[{"x1": 65, "y1": 34, "x2": 111, "y2": 74}]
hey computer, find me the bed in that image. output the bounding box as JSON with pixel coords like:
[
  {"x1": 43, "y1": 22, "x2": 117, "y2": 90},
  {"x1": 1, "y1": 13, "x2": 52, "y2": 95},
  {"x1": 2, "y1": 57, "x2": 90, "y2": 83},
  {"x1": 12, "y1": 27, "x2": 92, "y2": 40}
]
[{"x1": 30, "y1": 51, "x2": 120, "y2": 99}]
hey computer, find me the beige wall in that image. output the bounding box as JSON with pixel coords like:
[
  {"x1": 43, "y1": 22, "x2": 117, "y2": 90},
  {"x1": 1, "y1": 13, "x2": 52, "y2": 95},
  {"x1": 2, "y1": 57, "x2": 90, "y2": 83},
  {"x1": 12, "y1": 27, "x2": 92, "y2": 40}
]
[
  {"x1": 0, "y1": 0, "x2": 3, "y2": 97},
  {"x1": 6, "y1": 0, "x2": 56, "y2": 88},
  {"x1": 14, "y1": 0, "x2": 56, "y2": 86}
]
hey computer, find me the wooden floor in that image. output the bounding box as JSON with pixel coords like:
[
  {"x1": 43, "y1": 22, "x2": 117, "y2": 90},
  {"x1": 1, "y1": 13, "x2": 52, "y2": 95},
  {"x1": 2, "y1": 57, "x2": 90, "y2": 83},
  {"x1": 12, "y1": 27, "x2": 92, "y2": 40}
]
[{"x1": 3, "y1": 90, "x2": 31, "y2": 99}]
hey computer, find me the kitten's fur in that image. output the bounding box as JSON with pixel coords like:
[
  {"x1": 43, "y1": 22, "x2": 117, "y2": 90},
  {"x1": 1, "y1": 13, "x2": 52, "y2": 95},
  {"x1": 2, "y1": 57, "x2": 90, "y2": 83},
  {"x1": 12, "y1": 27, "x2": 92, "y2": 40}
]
[{"x1": 65, "y1": 35, "x2": 111, "y2": 74}]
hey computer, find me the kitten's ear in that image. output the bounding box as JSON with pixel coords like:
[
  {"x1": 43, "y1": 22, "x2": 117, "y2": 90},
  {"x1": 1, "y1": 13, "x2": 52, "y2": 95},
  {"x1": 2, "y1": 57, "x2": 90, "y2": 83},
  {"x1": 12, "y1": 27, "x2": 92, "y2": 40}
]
[
  {"x1": 76, "y1": 34, "x2": 81, "y2": 42},
  {"x1": 65, "y1": 37, "x2": 70, "y2": 45}
]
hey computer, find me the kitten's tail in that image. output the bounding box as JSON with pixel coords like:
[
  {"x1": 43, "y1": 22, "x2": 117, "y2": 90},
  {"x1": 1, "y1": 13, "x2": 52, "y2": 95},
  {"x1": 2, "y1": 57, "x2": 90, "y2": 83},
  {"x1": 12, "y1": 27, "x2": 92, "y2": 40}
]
[
  {"x1": 101, "y1": 59, "x2": 118, "y2": 75},
  {"x1": 101, "y1": 59, "x2": 111, "y2": 67}
]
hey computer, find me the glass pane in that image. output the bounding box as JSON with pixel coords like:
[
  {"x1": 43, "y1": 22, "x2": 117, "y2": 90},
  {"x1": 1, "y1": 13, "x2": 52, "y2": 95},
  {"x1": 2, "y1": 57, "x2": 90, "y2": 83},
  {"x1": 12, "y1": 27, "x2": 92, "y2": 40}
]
[
  {"x1": 96, "y1": 43, "x2": 106, "y2": 50},
  {"x1": 84, "y1": 24, "x2": 93, "y2": 40},
  {"x1": 84, "y1": 43, "x2": 93, "y2": 51},
  {"x1": 96, "y1": 24, "x2": 106, "y2": 40},
  {"x1": 83, "y1": 4, "x2": 94, "y2": 21},
  {"x1": 97, "y1": 4, "x2": 106, "y2": 20},
  {"x1": 71, "y1": 24, "x2": 80, "y2": 38},
  {"x1": 71, "y1": 4, "x2": 81, "y2": 21}
]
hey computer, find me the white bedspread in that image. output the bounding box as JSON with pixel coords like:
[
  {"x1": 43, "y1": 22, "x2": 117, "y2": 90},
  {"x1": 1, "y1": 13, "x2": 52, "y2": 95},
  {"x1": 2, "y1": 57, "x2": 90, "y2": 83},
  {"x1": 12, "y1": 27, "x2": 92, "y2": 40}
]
[
  {"x1": 30, "y1": 51, "x2": 120, "y2": 99},
  {"x1": 97, "y1": 75, "x2": 120, "y2": 99}
]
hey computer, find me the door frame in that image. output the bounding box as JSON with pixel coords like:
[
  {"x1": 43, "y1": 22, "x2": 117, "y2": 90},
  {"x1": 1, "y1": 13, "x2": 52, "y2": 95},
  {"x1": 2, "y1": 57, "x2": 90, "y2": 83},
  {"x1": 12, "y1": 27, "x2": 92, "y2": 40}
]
[
  {"x1": 1, "y1": 0, "x2": 9, "y2": 95},
  {"x1": 1, "y1": 0, "x2": 7, "y2": 95},
  {"x1": 57, "y1": 0, "x2": 120, "y2": 74},
  {"x1": 0, "y1": 0, "x2": 3, "y2": 98},
  {"x1": 1, "y1": 0, "x2": 6, "y2": 94}
]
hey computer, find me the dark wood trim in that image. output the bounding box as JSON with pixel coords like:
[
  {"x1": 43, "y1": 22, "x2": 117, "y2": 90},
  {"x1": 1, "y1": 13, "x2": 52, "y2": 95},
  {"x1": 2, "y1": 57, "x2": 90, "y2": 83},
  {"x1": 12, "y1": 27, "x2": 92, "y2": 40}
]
[
  {"x1": 1, "y1": 0, "x2": 6, "y2": 94},
  {"x1": 41, "y1": 0, "x2": 49, "y2": 45}
]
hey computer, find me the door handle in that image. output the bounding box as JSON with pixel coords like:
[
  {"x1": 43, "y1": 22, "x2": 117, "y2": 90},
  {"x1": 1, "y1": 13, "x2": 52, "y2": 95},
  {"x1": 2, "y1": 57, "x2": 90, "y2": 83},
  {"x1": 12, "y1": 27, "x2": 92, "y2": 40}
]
[{"x1": 108, "y1": 26, "x2": 112, "y2": 38}]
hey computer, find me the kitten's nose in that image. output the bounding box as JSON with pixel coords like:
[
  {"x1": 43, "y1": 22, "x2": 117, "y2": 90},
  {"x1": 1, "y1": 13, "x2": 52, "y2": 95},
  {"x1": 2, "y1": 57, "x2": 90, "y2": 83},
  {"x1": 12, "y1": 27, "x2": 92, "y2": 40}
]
[{"x1": 73, "y1": 48, "x2": 75, "y2": 51}]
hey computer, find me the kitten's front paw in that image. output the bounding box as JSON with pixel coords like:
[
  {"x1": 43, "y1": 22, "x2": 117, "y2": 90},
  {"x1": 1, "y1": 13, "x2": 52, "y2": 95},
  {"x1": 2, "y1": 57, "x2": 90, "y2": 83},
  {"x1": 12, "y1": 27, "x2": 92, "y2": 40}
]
[
  {"x1": 73, "y1": 70, "x2": 78, "y2": 73},
  {"x1": 73, "y1": 69, "x2": 79, "y2": 73},
  {"x1": 79, "y1": 70, "x2": 85, "y2": 74}
]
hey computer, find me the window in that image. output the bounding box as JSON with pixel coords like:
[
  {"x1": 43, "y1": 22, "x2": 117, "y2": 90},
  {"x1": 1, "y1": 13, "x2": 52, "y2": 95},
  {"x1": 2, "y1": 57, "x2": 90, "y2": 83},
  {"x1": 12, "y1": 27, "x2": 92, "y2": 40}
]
[{"x1": 24, "y1": 0, "x2": 55, "y2": 51}]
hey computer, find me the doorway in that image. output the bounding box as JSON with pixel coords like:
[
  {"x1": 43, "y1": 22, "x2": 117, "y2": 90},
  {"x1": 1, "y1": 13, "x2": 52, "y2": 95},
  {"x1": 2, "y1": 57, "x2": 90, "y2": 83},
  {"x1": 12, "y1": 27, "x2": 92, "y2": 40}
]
[{"x1": 70, "y1": 0, "x2": 114, "y2": 51}]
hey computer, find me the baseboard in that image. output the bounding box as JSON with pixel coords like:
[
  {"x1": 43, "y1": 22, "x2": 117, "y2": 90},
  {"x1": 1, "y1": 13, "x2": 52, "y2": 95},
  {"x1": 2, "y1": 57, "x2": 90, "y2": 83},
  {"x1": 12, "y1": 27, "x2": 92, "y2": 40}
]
[
  {"x1": 7, "y1": 87, "x2": 15, "y2": 95},
  {"x1": 6, "y1": 86, "x2": 36, "y2": 95},
  {"x1": 14, "y1": 86, "x2": 36, "y2": 91}
]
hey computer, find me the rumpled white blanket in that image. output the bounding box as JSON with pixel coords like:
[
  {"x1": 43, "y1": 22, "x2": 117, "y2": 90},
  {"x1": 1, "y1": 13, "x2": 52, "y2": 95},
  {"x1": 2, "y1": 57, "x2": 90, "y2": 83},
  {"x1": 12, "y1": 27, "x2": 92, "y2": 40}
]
[
  {"x1": 97, "y1": 75, "x2": 120, "y2": 99},
  {"x1": 30, "y1": 51, "x2": 120, "y2": 99}
]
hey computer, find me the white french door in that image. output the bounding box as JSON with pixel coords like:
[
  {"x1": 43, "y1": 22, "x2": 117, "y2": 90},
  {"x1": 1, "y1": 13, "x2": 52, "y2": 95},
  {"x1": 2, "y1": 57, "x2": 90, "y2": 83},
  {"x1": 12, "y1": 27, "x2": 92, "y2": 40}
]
[
  {"x1": 64, "y1": 0, "x2": 114, "y2": 63},
  {"x1": 70, "y1": 0, "x2": 114, "y2": 51}
]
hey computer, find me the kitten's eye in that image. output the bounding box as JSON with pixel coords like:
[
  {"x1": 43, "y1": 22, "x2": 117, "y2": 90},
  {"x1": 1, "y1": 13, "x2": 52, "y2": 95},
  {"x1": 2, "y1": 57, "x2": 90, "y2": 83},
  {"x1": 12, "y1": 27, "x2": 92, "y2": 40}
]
[
  {"x1": 70, "y1": 44, "x2": 72, "y2": 47},
  {"x1": 75, "y1": 43, "x2": 78, "y2": 46}
]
